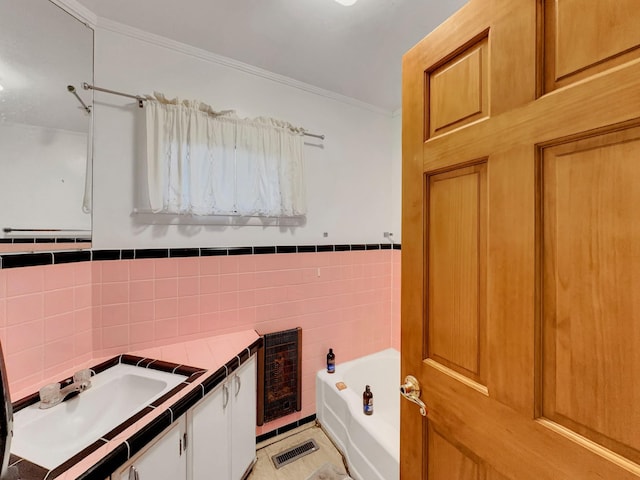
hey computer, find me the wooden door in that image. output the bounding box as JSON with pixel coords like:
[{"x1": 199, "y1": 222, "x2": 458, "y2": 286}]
[{"x1": 401, "y1": 0, "x2": 640, "y2": 479}]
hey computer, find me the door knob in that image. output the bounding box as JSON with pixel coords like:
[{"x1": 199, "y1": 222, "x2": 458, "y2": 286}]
[{"x1": 400, "y1": 375, "x2": 427, "y2": 416}]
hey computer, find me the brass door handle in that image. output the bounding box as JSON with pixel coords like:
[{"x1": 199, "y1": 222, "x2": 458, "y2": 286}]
[{"x1": 400, "y1": 375, "x2": 427, "y2": 416}]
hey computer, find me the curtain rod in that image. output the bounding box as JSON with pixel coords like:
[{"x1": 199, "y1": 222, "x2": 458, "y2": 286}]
[
  {"x1": 83, "y1": 82, "x2": 145, "y2": 107},
  {"x1": 81, "y1": 82, "x2": 325, "y2": 140}
]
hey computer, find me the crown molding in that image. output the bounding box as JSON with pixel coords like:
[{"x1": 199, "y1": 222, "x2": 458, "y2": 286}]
[
  {"x1": 50, "y1": 0, "x2": 97, "y2": 27},
  {"x1": 95, "y1": 17, "x2": 392, "y2": 117}
]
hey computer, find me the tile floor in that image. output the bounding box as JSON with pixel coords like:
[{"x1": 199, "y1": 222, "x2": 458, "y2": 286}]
[{"x1": 248, "y1": 423, "x2": 350, "y2": 480}]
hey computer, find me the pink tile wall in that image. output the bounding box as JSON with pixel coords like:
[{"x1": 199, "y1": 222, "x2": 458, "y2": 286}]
[
  {"x1": 0, "y1": 249, "x2": 402, "y2": 435},
  {"x1": 91, "y1": 249, "x2": 396, "y2": 433},
  {"x1": 392, "y1": 249, "x2": 401, "y2": 351},
  {"x1": 0, "y1": 262, "x2": 93, "y2": 397}
]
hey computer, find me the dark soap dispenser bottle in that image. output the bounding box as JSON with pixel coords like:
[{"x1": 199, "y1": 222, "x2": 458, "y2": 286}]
[
  {"x1": 363, "y1": 385, "x2": 373, "y2": 415},
  {"x1": 327, "y1": 348, "x2": 335, "y2": 374}
]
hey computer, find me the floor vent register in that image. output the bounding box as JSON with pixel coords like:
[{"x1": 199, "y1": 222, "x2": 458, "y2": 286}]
[{"x1": 271, "y1": 439, "x2": 319, "y2": 469}]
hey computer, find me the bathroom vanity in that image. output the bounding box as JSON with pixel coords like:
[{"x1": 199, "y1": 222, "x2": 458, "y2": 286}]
[
  {"x1": 113, "y1": 356, "x2": 256, "y2": 480},
  {"x1": 8, "y1": 330, "x2": 261, "y2": 480}
]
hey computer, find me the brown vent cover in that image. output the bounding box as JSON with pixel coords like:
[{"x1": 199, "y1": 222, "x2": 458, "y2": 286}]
[{"x1": 257, "y1": 327, "x2": 302, "y2": 425}]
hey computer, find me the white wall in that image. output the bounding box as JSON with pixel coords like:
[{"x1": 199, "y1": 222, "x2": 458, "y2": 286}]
[
  {"x1": 391, "y1": 111, "x2": 402, "y2": 243},
  {"x1": 92, "y1": 24, "x2": 397, "y2": 249},
  {"x1": 0, "y1": 123, "x2": 91, "y2": 235}
]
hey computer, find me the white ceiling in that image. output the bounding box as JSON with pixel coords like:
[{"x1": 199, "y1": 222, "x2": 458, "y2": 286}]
[{"x1": 76, "y1": 0, "x2": 468, "y2": 112}]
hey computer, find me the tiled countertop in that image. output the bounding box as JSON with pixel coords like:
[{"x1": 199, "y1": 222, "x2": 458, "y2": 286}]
[{"x1": 9, "y1": 329, "x2": 262, "y2": 480}]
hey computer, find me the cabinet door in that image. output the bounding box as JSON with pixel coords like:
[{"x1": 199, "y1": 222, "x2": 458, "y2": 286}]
[
  {"x1": 189, "y1": 379, "x2": 231, "y2": 480},
  {"x1": 231, "y1": 355, "x2": 256, "y2": 480},
  {"x1": 118, "y1": 419, "x2": 186, "y2": 480}
]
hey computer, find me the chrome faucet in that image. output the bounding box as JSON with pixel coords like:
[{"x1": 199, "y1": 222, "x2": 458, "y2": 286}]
[{"x1": 39, "y1": 369, "x2": 92, "y2": 409}]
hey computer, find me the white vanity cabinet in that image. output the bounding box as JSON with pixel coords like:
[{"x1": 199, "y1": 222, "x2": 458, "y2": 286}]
[
  {"x1": 230, "y1": 355, "x2": 258, "y2": 479},
  {"x1": 188, "y1": 355, "x2": 257, "y2": 480},
  {"x1": 116, "y1": 419, "x2": 187, "y2": 480},
  {"x1": 110, "y1": 354, "x2": 257, "y2": 480}
]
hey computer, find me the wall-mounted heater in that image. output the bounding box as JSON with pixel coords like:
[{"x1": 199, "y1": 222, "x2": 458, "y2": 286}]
[{"x1": 257, "y1": 327, "x2": 302, "y2": 425}]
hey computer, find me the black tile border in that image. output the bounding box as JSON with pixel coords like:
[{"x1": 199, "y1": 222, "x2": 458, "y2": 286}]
[
  {"x1": 254, "y1": 246, "x2": 276, "y2": 255},
  {"x1": 0, "y1": 244, "x2": 401, "y2": 270},
  {"x1": 276, "y1": 245, "x2": 297, "y2": 254},
  {"x1": 121, "y1": 249, "x2": 135, "y2": 259},
  {"x1": 176, "y1": 365, "x2": 206, "y2": 377},
  {"x1": 126, "y1": 409, "x2": 174, "y2": 455},
  {"x1": 90, "y1": 356, "x2": 120, "y2": 376},
  {"x1": 168, "y1": 385, "x2": 202, "y2": 420},
  {"x1": 47, "y1": 439, "x2": 108, "y2": 479},
  {"x1": 102, "y1": 406, "x2": 154, "y2": 441},
  {"x1": 1, "y1": 252, "x2": 53, "y2": 269},
  {"x1": 225, "y1": 355, "x2": 240, "y2": 372},
  {"x1": 133, "y1": 357, "x2": 155, "y2": 368},
  {"x1": 141, "y1": 359, "x2": 182, "y2": 373},
  {"x1": 92, "y1": 249, "x2": 121, "y2": 261},
  {"x1": 0, "y1": 237, "x2": 90, "y2": 246},
  {"x1": 228, "y1": 246, "x2": 253, "y2": 256},
  {"x1": 35, "y1": 238, "x2": 58, "y2": 244},
  {"x1": 201, "y1": 368, "x2": 227, "y2": 396},
  {"x1": 134, "y1": 249, "x2": 169, "y2": 259},
  {"x1": 184, "y1": 370, "x2": 206, "y2": 383},
  {"x1": 169, "y1": 248, "x2": 200, "y2": 258},
  {"x1": 255, "y1": 413, "x2": 317, "y2": 444},
  {"x1": 149, "y1": 382, "x2": 189, "y2": 408},
  {"x1": 76, "y1": 443, "x2": 128, "y2": 480},
  {"x1": 54, "y1": 250, "x2": 92, "y2": 264},
  {"x1": 8, "y1": 457, "x2": 49, "y2": 480},
  {"x1": 200, "y1": 247, "x2": 228, "y2": 256},
  {"x1": 12, "y1": 392, "x2": 39, "y2": 414}
]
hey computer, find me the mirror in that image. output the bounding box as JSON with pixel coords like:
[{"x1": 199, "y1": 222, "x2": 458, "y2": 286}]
[{"x1": 0, "y1": 0, "x2": 93, "y2": 253}]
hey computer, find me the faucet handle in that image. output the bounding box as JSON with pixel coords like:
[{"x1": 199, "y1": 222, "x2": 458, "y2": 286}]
[
  {"x1": 39, "y1": 383, "x2": 61, "y2": 405},
  {"x1": 73, "y1": 369, "x2": 92, "y2": 388}
]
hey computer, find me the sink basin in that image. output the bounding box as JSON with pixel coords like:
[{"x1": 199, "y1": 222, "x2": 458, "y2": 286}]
[{"x1": 12, "y1": 363, "x2": 187, "y2": 469}]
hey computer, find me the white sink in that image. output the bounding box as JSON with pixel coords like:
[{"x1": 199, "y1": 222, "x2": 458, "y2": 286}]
[{"x1": 12, "y1": 363, "x2": 187, "y2": 469}]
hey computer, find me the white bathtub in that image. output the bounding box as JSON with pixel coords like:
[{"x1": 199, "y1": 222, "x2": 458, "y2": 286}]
[{"x1": 316, "y1": 348, "x2": 399, "y2": 480}]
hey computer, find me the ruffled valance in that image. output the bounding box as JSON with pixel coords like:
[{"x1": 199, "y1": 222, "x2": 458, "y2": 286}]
[{"x1": 144, "y1": 94, "x2": 306, "y2": 217}]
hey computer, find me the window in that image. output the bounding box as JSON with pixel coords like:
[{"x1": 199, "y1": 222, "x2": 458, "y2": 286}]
[{"x1": 145, "y1": 97, "x2": 306, "y2": 217}]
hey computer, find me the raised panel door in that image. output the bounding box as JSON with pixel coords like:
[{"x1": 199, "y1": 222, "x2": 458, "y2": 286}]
[{"x1": 401, "y1": 0, "x2": 640, "y2": 478}]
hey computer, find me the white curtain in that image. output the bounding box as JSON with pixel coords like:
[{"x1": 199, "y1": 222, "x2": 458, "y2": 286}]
[{"x1": 145, "y1": 94, "x2": 306, "y2": 217}]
